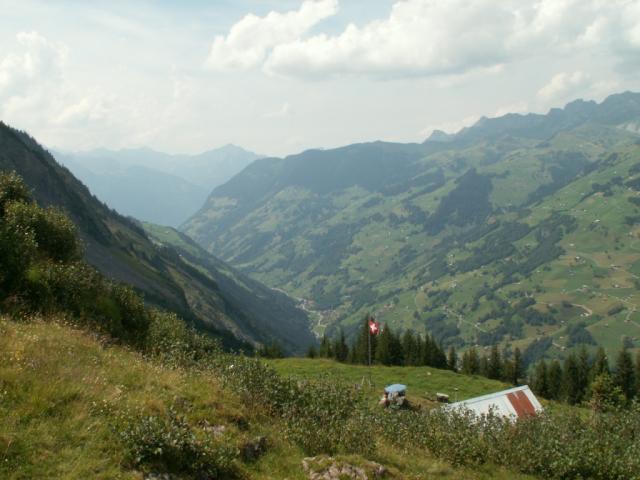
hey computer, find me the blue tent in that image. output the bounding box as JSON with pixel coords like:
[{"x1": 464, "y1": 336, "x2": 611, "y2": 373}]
[{"x1": 384, "y1": 384, "x2": 407, "y2": 394}]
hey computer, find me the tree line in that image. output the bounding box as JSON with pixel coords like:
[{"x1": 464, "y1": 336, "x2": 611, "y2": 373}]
[
  {"x1": 307, "y1": 317, "x2": 455, "y2": 371},
  {"x1": 529, "y1": 345, "x2": 640, "y2": 408}
]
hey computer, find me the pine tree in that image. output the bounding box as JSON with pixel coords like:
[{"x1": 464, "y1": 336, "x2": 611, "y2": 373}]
[
  {"x1": 461, "y1": 347, "x2": 480, "y2": 374},
  {"x1": 547, "y1": 359, "x2": 563, "y2": 400},
  {"x1": 592, "y1": 346, "x2": 610, "y2": 378},
  {"x1": 389, "y1": 328, "x2": 404, "y2": 366},
  {"x1": 487, "y1": 345, "x2": 502, "y2": 380},
  {"x1": 614, "y1": 346, "x2": 636, "y2": 401},
  {"x1": 564, "y1": 353, "x2": 583, "y2": 405},
  {"x1": 401, "y1": 330, "x2": 418, "y2": 366},
  {"x1": 332, "y1": 329, "x2": 348, "y2": 362},
  {"x1": 375, "y1": 324, "x2": 393, "y2": 365},
  {"x1": 511, "y1": 347, "x2": 523, "y2": 385},
  {"x1": 479, "y1": 354, "x2": 489, "y2": 377},
  {"x1": 319, "y1": 335, "x2": 332, "y2": 358},
  {"x1": 447, "y1": 346, "x2": 457, "y2": 372},
  {"x1": 576, "y1": 345, "x2": 591, "y2": 401},
  {"x1": 532, "y1": 360, "x2": 549, "y2": 398},
  {"x1": 422, "y1": 334, "x2": 435, "y2": 366},
  {"x1": 431, "y1": 341, "x2": 448, "y2": 369},
  {"x1": 306, "y1": 344, "x2": 317, "y2": 358}
]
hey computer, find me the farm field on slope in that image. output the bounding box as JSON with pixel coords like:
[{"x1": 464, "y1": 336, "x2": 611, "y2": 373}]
[{"x1": 183, "y1": 93, "x2": 640, "y2": 365}]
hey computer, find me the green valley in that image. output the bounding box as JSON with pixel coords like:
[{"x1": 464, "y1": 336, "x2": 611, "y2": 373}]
[{"x1": 183, "y1": 92, "x2": 640, "y2": 365}]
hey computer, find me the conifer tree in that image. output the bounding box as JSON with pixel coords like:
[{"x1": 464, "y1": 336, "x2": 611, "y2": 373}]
[
  {"x1": 401, "y1": 330, "x2": 419, "y2": 366},
  {"x1": 306, "y1": 344, "x2": 317, "y2": 358},
  {"x1": 421, "y1": 333, "x2": 434, "y2": 366},
  {"x1": 447, "y1": 346, "x2": 457, "y2": 372},
  {"x1": 614, "y1": 346, "x2": 636, "y2": 401},
  {"x1": 511, "y1": 347, "x2": 523, "y2": 385},
  {"x1": 389, "y1": 328, "x2": 405, "y2": 366},
  {"x1": 332, "y1": 329, "x2": 349, "y2": 362},
  {"x1": 576, "y1": 346, "x2": 591, "y2": 400},
  {"x1": 461, "y1": 347, "x2": 480, "y2": 374},
  {"x1": 431, "y1": 341, "x2": 447, "y2": 369},
  {"x1": 479, "y1": 354, "x2": 489, "y2": 377},
  {"x1": 592, "y1": 346, "x2": 610, "y2": 378},
  {"x1": 375, "y1": 324, "x2": 393, "y2": 365},
  {"x1": 487, "y1": 345, "x2": 502, "y2": 380},
  {"x1": 414, "y1": 334, "x2": 425, "y2": 366},
  {"x1": 532, "y1": 360, "x2": 549, "y2": 398},
  {"x1": 319, "y1": 334, "x2": 332, "y2": 358},
  {"x1": 564, "y1": 353, "x2": 583, "y2": 405},
  {"x1": 547, "y1": 359, "x2": 563, "y2": 400}
]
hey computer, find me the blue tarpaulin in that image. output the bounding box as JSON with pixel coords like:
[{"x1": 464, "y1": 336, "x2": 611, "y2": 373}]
[{"x1": 384, "y1": 384, "x2": 407, "y2": 394}]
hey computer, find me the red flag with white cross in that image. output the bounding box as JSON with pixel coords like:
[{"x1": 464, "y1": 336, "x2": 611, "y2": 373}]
[{"x1": 368, "y1": 318, "x2": 380, "y2": 335}]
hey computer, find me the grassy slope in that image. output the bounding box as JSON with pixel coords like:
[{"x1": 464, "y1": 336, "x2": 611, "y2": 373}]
[
  {"x1": 269, "y1": 358, "x2": 509, "y2": 407},
  {"x1": 0, "y1": 316, "x2": 534, "y2": 480}
]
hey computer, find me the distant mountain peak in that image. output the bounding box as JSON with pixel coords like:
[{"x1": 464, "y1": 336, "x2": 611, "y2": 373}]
[{"x1": 425, "y1": 129, "x2": 454, "y2": 143}]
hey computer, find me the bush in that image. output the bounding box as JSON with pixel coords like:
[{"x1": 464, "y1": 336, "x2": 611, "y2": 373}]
[
  {"x1": 113, "y1": 406, "x2": 237, "y2": 478},
  {"x1": 0, "y1": 171, "x2": 30, "y2": 216},
  {"x1": 4, "y1": 202, "x2": 81, "y2": 262},
  {"x1": 144, "y1": 311, "x2": 222, "y2": 368}
]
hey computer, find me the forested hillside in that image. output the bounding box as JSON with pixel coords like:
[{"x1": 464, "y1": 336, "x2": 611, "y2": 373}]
[
  {"x1": 183, "y1": 92, "x2": 640, "y2": 364},
  {"x1": 0, "y1": 123, "x2": 313, "y2": 352}
]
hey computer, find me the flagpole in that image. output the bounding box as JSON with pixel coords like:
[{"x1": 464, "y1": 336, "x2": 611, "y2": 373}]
[
  {"x1": 368, "y1": 322, "x2": 371, "y2": 368},
  {"x1": 368, "y1": 317, "x2": 372, "y2": 388}
]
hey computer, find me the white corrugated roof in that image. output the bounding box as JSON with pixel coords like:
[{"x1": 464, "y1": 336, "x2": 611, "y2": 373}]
[{"x1": 446, "y1": 385, "x2": 543, "y2": 419}]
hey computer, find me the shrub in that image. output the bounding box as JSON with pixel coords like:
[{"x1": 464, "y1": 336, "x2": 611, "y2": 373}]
[
  {"x1": 113, "y1": 406, "x2": 237, "y2": 478},
  {"x1": 4, "y1": 202, "x2": 81, "y2": 262},
  {"x1": 0, "y1": 171, "x2": 30, "y2": 216},
  {"x1": 144, "y1": 311, "x2": 222, "y2": 368}
]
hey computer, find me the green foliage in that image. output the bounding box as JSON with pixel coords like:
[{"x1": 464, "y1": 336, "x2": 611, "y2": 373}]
[
  {"x1": 0, "y1": 173, "x2": 152, "y2": 347},
  {"x1": 5, "y1": 201, "x2": 80, "y2": 262},
  {"x1": 220, "y1": 356, "x2": 374, "y2": 456},
  {"x1": 113, "y1": 406, "x2": 237, "y2": 478},
  {"x1": 0, "y1": 171, "x2": 30, "y2": 216},
  {"x1": 256, "y1": 342, "x2": 285, "y2": 359},
  {"x1": 374, "y1": 403, "x2": 640, "y2": 479},
  {"x1": 589, "y1": 373, "x2": 626, "y2": 412},
  {"x1": 615, "y1": 347, "x2": 637, "y2": 401},
  {"x1": 144, "y1": 310, "x2": 222, "y2": 368}
]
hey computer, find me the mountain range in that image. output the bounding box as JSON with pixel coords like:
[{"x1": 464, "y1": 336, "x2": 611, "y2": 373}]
[
  {"x1": 56, "y1": 145, "x2": 260, "y2": 227},
  {"x1": 183, "y1": 91, "x2": 640, "y2": 365},
  {"x1": 0, "y1": 123, "x2": 314, "y2": 353}
]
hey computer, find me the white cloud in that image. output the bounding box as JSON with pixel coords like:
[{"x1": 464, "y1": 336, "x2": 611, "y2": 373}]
[
  {"x1": 205, "y1": 0, "x2": 640, "y2": 81},
  {"x1": 537, "y1": 71, "x2": 591, "y2": 102},
  {"x1": 0, "y1": 31, "x2": 67, "y2": 99},
  {"x1": 266, "y1": 0, "x2": 518, "y2": 78},
  {"x1": 204, "y1": 0, "x2": 338, "y2": 72}
]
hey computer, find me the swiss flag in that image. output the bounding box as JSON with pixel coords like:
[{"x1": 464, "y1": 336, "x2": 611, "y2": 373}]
[{"x1": 368, "y1": 318, "x2": 380, "y2": 335}]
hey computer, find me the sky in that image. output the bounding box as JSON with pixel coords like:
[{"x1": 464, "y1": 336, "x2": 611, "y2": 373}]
[{"x1": 0, "y1": 0, "x2": 639, "y2": 158}]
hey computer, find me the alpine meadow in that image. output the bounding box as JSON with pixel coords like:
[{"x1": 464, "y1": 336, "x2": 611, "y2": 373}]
[{"x1": 2, "y1": 1, "x2": 640, "y2": 479}]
